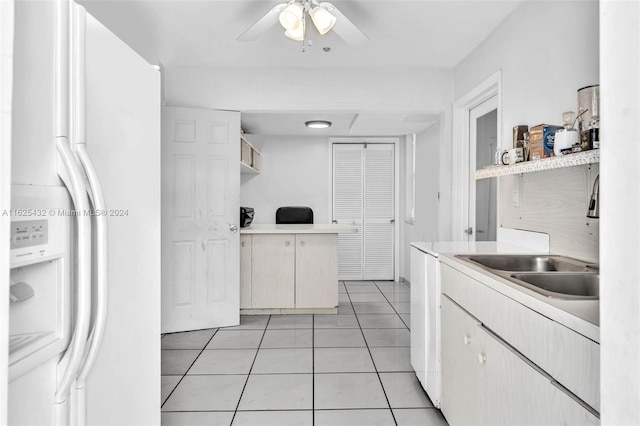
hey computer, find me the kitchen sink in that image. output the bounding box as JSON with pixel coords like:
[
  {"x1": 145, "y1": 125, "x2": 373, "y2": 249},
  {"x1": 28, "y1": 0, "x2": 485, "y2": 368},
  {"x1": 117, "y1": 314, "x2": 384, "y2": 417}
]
[
  {"x1": 458, "y1": 254, "x2": 588, "y2": 272},
  {"x1": 509, "y1": 273, "x2": 599, "y2": 300},
  {"x1": 455, "y1": 254, "x2": 599, "y2": 300}
]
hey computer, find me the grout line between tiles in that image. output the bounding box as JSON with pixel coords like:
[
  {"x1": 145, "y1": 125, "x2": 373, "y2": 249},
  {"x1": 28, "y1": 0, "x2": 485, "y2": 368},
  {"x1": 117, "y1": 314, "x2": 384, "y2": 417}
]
[
  {"x1": 229, "y1": 315, "x2": 272, "y2": 426},
  {"x1": 374, "y1": 281, "x2": 410, "y2": 330},
  {"x1": 161, "y1": 328, "x2": 219, "y2": 408},
  {"x1": 344, "y1": 283, "x2": 398, "y2": 426}
]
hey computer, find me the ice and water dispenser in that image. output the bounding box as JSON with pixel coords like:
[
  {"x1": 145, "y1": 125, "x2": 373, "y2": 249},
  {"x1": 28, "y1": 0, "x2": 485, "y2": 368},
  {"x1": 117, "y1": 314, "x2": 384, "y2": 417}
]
[{"x1": 9, "y1": 185, "x2": 72, "y2": 380}]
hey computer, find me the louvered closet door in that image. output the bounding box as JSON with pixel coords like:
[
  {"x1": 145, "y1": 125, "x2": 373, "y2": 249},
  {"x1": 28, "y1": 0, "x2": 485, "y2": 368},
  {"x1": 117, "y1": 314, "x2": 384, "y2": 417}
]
[
  {"x1": 364, "y1": 144, "x2": 394, "y2": 280},
  {"x1": 333, "y1": 143, "x2": 394, "y2": 281},
  {"x1": 333, "y1": 145, "x2": 364, "y2": 280}
]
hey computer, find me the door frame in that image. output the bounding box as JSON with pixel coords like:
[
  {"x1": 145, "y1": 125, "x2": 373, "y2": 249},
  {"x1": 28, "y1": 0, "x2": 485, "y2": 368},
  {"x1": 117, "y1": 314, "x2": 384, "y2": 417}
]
[
  {"x1": 451, "y1": 70, "x2": 503, "y2": 241},
  {"x1": 328, "y1": 137, "x2": 400, "y2": 282}
]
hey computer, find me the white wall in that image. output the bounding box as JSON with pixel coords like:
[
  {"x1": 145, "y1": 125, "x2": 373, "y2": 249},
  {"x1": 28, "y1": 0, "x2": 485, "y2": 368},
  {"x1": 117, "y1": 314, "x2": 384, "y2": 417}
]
[
  {"x1": 240, "y1": 135, "x2": 330, "y2": 225},
  {"x1": 600, "y1": 1, "x2": 640, "y2": 424},
  {"x1": 453, "y1": 0, "x2": 599, "y2": 259},
  {"x1": 454, "y1": 1, "x2": 599, "y2": 128},
  {"x1": 402, "y1": 123, "x2": 440, "y2": 281}
]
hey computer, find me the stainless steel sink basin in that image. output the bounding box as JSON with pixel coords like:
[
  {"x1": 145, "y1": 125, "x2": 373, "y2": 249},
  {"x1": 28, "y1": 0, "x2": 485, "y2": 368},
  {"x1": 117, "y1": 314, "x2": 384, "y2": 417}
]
[
  {"x1": 509, "y1": 273, "x2": 599, "y2": 300},
  {"x1": 458, "y1": 255, "x2": 588, "y2": 272},
  {"x1": 455, "y1": 254, "x2": 599, "y2": 300}
]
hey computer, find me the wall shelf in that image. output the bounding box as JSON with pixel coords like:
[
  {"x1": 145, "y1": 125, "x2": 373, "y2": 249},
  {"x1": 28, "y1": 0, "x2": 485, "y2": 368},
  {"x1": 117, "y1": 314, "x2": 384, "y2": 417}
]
[
  {"x1": 475, "y1": 149, "x2": 600, "y2": 180},
  {"x1": 241, "y1": 133, "x2": 261, "y2": 174}
]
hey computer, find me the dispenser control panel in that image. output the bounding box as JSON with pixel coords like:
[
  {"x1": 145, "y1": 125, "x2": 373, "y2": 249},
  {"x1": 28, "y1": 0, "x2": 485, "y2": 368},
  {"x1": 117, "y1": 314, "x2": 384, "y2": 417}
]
[
  {"x1": 10, "y1": 220, "x2": 48, "y2": 249},
  {"x1": 10, "y1": 185, "x2": 70, "y2": 267}
]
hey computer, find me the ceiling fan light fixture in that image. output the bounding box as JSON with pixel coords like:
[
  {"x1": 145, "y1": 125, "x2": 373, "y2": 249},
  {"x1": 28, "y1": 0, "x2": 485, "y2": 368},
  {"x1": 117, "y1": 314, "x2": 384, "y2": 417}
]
[
  {"x1": 279, "y1": 2, "x2": 303, "y2": 31},
  {"x1": 285, "y1": 24, "x2": 305, "y2": 41},
  {"x1": 305, "y1": 120, "x2": 332, "y2": 129},
  {"x1": 309, "y1": 5, "x2": 336, "y2": 35}
]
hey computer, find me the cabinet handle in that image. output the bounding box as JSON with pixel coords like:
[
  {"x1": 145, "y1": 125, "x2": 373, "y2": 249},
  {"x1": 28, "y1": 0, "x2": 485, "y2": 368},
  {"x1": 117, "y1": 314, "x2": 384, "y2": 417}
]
[
  {"x1": 477, "y1": 353, "x2": 487, "y2": 364},
  {"x1": 463, "y1": 335, "x2": 471, "y2": 345},
  {"x1": 285, "y1": 241, "x2": 290, "y2": 247},
  {"x1": 241, "y1": 241, "x2": 246, "y2": 247},
  {"x1": 300, "y1": 241, "x2": 305, "y2": 247}
]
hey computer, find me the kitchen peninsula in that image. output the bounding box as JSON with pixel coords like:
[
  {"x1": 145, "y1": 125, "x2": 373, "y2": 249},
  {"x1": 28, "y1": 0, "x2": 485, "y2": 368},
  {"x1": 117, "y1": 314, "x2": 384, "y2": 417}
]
[{"x1": 240, "y1": 224, "x2": 357, "y2": 314}]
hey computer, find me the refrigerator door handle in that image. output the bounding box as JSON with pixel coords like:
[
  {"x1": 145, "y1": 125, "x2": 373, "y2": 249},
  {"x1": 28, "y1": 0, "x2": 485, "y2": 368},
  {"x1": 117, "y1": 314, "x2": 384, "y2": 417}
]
[
  {"x1": 54, "y1": 137, "x2": 92, "y2": 406},
  {"x1": 74, "y1": 144, "x2": 108, "y2": 389}
]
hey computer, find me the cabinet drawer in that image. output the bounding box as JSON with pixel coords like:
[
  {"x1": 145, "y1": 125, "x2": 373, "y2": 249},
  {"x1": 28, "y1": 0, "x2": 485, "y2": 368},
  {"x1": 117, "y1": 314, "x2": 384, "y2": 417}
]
[{"x1": 441, "y1": 264, "x2": 600, "y2": 412}]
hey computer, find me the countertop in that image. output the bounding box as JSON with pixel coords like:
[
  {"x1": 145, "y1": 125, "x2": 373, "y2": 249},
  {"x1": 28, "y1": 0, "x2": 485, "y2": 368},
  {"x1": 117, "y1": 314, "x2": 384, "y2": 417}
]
[
  {"x1": 439, "y1": 253, "x2": 599, "y2": 342},
  {"x1": 241, "y1": 224, "x2": 358, "y2": 234},
  {"x1": 410, "y1": 241, "x2": 545, "y2": 257}
]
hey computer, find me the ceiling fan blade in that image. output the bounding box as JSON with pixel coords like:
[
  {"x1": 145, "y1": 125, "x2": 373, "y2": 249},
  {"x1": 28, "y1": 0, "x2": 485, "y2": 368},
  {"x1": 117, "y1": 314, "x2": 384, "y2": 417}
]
[
  {"x1": 320, "y1": 2, "x2": 369, "y2": 46},
  {"x1": 237, "y1": 3, "x2": 288, "y2": 41}
]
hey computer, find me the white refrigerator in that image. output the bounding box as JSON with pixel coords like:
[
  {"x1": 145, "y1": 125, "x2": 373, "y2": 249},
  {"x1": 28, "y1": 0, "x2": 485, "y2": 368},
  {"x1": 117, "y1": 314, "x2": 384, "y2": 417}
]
[{"x1": 6, "y1": 0, "x2": 161, "y2": 424}]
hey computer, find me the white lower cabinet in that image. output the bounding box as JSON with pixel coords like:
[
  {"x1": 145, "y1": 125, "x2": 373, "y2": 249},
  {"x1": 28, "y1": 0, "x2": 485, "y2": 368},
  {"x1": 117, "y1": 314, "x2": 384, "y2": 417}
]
[
  {"x1": 441, "y1": 296, "x2": 599, "y2": 425},
  {"x1": 240, "y1": 233, "x2": 338, "y2": 311}
]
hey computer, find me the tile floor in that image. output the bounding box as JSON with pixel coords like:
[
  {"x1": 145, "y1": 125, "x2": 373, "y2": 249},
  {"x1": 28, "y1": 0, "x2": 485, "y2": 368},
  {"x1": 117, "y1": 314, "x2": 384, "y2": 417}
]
[{"x1": 161, "y1": 280, "x2": 448, "y2": 426}]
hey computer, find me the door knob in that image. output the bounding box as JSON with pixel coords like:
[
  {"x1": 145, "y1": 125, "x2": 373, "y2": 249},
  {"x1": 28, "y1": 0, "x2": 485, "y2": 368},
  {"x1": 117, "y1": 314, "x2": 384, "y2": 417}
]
[
  {"x1": 477, "y1": 353, "x2": 487, "y2": 364},
  {"x1": 229, "y1": 223, "x2": 238, "y2": 233}
]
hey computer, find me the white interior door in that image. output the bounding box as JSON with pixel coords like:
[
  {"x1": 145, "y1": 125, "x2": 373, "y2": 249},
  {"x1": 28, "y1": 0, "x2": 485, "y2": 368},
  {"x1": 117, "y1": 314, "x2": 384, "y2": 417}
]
[
  {"x1": 363, "y1": 144, "x2": 394, "y2": 280},
  {"x1": 332, "y1": 143, "x2": 394, "y2": 281},
  {"x1": 332, "y1": 145, "x2": 364, "y2": 280},
  {"x1": 162, "y1": 106, "x2": 240, "y2": 333},
  {"x1": 468, "y1": 96, "x2": 498, "y2": 242}
]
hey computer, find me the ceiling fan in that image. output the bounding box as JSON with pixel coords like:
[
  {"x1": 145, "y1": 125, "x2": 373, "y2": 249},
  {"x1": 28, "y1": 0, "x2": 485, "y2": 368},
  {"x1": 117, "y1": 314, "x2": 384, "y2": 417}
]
[{"x1": 237, "y1": 0, "x2": 369, "y2": 47}]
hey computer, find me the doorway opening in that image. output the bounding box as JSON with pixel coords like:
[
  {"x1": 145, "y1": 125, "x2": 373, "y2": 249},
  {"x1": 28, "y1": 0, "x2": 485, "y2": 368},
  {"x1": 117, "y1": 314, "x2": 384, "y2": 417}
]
[{"x1": 451, "y1": 70, "x2": 502, "y2": 241}]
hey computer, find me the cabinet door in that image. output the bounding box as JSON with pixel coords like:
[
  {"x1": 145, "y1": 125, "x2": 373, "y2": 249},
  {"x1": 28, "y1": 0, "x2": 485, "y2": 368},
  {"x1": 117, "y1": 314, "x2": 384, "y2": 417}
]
[
  {"x1": 481, "y1": 322, "x2": 600, "y2": 426},
  {"x1": 441, "y1": 296, "x2": 484, "y2": 425},
  {"x1": 240, "y1": 235, "x2": 252, "y2": 308},
  {"x1": 295, "y1": 234, "x2": 338, "y2": 308},
  {"x1": 251, "y1": 234, "x2": 295, "y2": 308},
  {"x1": 442, "y1": 296, "x2": 600, "y2": 426}
]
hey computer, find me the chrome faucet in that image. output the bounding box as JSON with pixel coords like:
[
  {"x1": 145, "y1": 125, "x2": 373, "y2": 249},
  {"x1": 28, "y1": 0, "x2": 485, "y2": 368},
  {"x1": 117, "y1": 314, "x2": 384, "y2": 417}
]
[{"x1": 587, "y1": 174, "x2": 599, "y2": 219}]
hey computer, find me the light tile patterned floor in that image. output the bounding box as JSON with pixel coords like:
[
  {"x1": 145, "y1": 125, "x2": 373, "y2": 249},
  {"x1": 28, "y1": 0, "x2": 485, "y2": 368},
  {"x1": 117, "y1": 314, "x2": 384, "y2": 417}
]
[{"x1": 161, "y1": 280, "x2": 448, "y2": 426}]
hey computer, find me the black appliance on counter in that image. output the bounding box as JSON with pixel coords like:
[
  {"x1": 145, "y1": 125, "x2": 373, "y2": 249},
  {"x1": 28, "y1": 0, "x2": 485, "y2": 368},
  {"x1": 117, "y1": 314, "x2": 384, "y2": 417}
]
[
  {"x1": 275, "y1": 206, "x2": 314, "y2": 224},
  {"x1": 240, "y1": 207, "x2": 254, "y2": 228}
]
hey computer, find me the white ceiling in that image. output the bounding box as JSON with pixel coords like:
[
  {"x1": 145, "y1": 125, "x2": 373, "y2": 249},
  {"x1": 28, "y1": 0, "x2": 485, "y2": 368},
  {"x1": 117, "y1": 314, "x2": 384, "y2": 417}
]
[{"x1": 79, "y1": 0, "x2": 522, "y2": 136}]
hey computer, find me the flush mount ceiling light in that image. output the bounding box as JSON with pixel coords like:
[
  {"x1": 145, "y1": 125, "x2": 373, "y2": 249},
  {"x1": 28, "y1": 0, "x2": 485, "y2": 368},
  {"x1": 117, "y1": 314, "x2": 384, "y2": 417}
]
[
  {"x1": 305, "y1": 120, "x2": 332, "y2": 129},
  {"x1": 237, "y1": 1, "x2": 369, "y2": 48}
]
